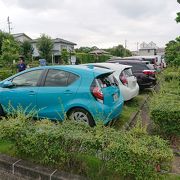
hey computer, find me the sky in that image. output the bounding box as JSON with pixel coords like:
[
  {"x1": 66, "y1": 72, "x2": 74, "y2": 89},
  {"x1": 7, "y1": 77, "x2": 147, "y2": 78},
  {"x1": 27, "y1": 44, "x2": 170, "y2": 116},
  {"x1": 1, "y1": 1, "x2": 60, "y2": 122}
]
[{"x1": 0, "y1": 0, "x2": 179, "y2": 50}]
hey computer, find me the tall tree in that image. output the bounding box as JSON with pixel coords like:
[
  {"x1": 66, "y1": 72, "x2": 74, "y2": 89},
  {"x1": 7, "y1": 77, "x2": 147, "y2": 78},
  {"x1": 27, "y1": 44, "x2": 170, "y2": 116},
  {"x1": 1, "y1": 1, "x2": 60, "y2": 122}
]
[
  {"x1": 105, "y1": 44, "x2": 132, "y2": 57},
  {"x1": 0, "y1": 31, "x2": 12, "y2": 56},
  {"x1": 176, "y1": 0, "x2": 180, "y2": 23},
  {"x1": 20, "y1": 40, "x2": 33, "y2": 62},
  {"x1": 36, "y1": 34, "x2": 53, "y2": 62},
  {"x1": 0, "y1": 35, "x2": 20, "y2": 65},
  {"x1": 165, "y1": 37, "x2": 180, "y2": 66}
]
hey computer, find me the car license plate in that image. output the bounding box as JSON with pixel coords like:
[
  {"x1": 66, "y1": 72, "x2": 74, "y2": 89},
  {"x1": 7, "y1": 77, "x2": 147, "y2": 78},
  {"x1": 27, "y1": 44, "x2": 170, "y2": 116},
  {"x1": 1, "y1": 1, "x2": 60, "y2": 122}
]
[{"x1": 113, "y1": 93, "x2": 118, "y2": 101}]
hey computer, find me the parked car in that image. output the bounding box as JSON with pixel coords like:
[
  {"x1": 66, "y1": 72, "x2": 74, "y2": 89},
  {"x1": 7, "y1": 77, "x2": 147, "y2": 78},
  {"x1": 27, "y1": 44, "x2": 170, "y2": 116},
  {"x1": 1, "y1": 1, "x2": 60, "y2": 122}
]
[
  {"x1": 0, "y1": 65, "x2": 124, "y2": 126},
  {"x1": 107, "y1": 59, "x2": 156, "y2": 89},
  {"x1": 84, "y1": 63, "x2": 139, "y2": 101},
  {"x1": 123, "y1": 56, "x2": 161, "y2": 72}
]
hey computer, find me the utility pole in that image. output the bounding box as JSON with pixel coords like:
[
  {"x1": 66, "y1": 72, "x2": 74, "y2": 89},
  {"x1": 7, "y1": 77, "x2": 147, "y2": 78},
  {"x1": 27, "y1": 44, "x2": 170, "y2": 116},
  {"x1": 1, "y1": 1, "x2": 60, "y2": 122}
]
[
  {"x1": 137, "y1": 42, "x2": 139, "y2": 55},
  {"x1": 125, "y1": 40, "x2": 127, "y2": 49},
  {"x1": 7, "y1": 16, "x2": 12, "y2": 34},
  {"x1": 124, "y1": 40, "x2": 127, "y2": 57}
]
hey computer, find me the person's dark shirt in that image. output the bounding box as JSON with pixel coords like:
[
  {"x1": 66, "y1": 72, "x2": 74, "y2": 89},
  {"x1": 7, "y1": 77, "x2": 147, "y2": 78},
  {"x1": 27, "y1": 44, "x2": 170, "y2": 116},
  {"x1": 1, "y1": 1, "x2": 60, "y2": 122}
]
[{"x1": 17, "y1": 63, "x2": 26, "y2": 72}]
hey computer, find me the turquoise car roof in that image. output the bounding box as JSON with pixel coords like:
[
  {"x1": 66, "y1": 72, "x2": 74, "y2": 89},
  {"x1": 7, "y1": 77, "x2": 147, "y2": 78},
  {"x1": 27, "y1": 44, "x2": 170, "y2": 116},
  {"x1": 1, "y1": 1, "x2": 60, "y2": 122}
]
[
  {"x1": 1, "y1": 65, "x2": 114, "y2": 82},
  {"x1": 47, "y1": 65, "x2": 113, "y2": 76}
]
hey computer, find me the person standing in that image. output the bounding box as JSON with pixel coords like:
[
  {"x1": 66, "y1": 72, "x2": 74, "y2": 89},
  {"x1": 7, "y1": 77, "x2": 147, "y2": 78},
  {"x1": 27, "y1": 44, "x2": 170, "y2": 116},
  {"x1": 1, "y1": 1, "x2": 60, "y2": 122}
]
[{"x1": 17, "y1": 57, "x2": 26, "y2": 72}]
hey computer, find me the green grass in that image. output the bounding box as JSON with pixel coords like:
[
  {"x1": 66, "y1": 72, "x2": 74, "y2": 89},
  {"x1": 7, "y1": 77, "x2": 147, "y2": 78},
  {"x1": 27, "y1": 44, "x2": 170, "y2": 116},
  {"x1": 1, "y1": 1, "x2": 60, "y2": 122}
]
[
  {"x1": 0, "y1": 140, "x2": 15, "y2": 156},
  {"x1": 164, "y1": 174, "x2": 180, "y2": 180}
]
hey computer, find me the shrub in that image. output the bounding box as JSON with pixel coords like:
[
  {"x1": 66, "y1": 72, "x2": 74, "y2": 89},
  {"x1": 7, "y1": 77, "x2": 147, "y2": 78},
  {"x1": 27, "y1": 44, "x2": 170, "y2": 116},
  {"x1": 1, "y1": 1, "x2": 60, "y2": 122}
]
[
  {"x1": 0, "y1": 70, "x2": 13, "y2": 80},
  {"x1": 150, "y1": 94, "x2": 180, "y2": 137},
  {"x1": 0, "y1": 114, "x2": 173, "y2": 179},
  {"x1": 160, "y1": 67, "x2": 180, "y2": 82},
  {"x1": 164, "y1": 71, "x2": 180, "y2": 82},
  {"x1": 75, "y1": 53, "x2": 111, "y2": 64},
  {"x1": 150, "y1": 69, "x2": 180, "y2": 138},
  {"x1": 0, "y1": 112, "x2": 33, "y2": 141}
]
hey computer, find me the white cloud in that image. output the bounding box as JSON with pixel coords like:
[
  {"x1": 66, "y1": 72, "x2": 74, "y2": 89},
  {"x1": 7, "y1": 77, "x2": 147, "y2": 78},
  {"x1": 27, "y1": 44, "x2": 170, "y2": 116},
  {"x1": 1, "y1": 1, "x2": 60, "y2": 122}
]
[{"x1": 0, "y1": 0, "x2": 179, "y2": 50}]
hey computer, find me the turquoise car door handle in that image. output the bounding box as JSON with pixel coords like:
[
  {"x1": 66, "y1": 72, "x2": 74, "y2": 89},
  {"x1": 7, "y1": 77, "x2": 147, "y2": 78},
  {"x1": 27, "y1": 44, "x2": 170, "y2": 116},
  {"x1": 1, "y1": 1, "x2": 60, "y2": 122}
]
[
  {"x1": 29, "y1": 91, "x2": 35, "y2": 95},
  {"x1": 64, "y1": 90, "x2": 73, "y2": 94}
]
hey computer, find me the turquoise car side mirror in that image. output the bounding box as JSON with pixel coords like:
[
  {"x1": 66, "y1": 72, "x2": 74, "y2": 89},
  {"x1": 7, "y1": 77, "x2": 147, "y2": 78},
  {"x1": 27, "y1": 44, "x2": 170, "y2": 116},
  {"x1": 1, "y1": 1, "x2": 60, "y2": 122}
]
[{"x1": 2, "y1": 81, "x2": 14, "y2": 88}]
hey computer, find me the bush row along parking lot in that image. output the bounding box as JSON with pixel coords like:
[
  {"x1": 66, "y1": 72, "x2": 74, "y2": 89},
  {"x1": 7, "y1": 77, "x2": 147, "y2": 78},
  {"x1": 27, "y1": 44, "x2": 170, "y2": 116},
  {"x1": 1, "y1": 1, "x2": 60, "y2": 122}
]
[
  {"x1": 150, "y1": 67, "x2": 180, "y2": 140},
  {"x1": 0, "y1": 115, "x2": 173, "y2": 179}
]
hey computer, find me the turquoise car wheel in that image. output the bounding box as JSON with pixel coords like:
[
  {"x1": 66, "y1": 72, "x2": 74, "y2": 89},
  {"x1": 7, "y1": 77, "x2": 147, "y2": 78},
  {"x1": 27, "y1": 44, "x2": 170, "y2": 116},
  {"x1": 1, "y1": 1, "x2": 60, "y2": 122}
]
[{"x1": 68, "y1": 108, "x2": 95, "y2": 127}]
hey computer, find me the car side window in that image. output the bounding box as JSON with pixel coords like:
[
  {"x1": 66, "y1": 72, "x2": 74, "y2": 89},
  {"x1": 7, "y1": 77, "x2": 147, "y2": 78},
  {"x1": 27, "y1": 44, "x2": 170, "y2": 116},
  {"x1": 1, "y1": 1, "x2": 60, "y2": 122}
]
[
  {"x1": 44, "y1": 69, "x2": 79, "y2": 87},
  {"x1": 12, "y1": 70, "x2": 43, "y2": 87},
  {"x1": 67, "y1": 73, "x2": 79, "y2": 85}
]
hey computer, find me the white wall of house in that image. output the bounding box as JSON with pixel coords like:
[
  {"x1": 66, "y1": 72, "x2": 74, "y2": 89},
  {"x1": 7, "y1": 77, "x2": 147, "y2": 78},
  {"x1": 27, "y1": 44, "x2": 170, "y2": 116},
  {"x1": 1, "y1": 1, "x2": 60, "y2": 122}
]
[
  {"x1": 15, "y1": 36, "x2": 29, "y2": 42},
  {"x1": 32, "y1": 43, "x2": 39, "y2": 57},
  {"x1": 139, "y1": 49, "x2": 156, "y2": 56},
  {"x1": 32, "y1": 42, "x2": 75, "y2": 57}
]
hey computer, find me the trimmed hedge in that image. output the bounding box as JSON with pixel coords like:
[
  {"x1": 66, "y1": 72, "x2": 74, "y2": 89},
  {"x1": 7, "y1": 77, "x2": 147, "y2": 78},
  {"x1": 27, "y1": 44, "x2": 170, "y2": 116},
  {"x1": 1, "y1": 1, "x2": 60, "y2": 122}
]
[
  {"x1": 0, "y1": 114, "x2": 173, "y2": 179},
  {"x1": 76, "y1": 53, "x2": 111, "y2": 64},
  {"x1": 150, "y1": 94, "x2": 180, "y2": 137},
  {"x1": 150, "y1": 68, "x2": 180, "y2": 138}
]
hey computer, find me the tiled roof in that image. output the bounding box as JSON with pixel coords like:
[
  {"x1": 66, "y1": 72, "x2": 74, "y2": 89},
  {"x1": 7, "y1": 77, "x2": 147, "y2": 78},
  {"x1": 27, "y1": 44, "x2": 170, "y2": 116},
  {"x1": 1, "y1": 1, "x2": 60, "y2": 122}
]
[
  {"x1": 31, "y1": 38, "x2": 76, "y2": 45},
  {"x1": 89, "y1": 49, "x2": 109, "y2": 54},
  {"x1": 12, "y1": 33, "x2": 32, "y2": 40}
]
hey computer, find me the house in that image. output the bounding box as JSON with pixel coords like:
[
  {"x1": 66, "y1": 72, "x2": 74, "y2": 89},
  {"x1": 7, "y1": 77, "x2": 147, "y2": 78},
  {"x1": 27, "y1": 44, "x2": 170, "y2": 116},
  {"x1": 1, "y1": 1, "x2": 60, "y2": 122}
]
[
  {"x1": 138, "y1": 41, "x2": 165, "y2": 57},
  {"x1": 139, "y1": 41, "x2": 158, "y2": 56},
  {"x1": 31, "y1": 38, "x2": 77, "y2": 63},
  {"x1": 89, "y1": 49, "x2": 109, "y2": 55},
  {"x1": 13, "y1": 33, "x2": 77, "y2": 63},
  {"x1": 12, "y1": 33, "x2": 32, "y2": 42}
]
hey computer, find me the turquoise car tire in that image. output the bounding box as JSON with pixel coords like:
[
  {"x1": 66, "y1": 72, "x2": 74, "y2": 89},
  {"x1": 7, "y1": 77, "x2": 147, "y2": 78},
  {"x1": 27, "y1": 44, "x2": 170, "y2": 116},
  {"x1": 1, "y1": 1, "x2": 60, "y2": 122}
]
[{"x1": 68, "y1": 108, "x2": 95, "y2": 127}]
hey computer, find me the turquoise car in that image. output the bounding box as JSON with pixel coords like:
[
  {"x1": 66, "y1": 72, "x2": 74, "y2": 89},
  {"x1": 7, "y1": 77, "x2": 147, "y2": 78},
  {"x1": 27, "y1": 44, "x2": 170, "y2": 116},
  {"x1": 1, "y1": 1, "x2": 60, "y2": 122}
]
[{"x1": 0, "y1": 65, "x2": 124, "y2": 126}]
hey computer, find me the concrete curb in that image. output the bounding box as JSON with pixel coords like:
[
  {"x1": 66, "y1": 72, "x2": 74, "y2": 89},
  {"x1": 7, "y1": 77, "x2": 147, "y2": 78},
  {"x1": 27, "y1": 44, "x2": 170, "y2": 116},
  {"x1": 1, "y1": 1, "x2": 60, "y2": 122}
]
[
  {"x1": 0, "y1": 154, "x2": 85, "y2": 180},
  {"x1": 124, "y1": 95, "x2": 149, "y2": 130},
  {"x1": 125, "y1": 84, "x2": 160, "y2": 130}
]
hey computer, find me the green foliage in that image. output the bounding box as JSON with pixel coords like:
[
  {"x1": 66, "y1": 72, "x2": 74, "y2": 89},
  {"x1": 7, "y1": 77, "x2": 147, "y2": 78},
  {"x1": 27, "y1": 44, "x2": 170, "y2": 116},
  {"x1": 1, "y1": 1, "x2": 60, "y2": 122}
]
[
  {"x1": 165, "y1": 37, "x2": 180, "y2": 66},
  {"x1": 105, "y1": 44, "x2": 132, "y2": 57},
  {"x1": 20, "y1": 40, "x2": 33, "y2": 62},
  {"x1": 61, "y1": 49, "x2": 69, "y2": 64},
  {"x1": 0, "y1": 69, "x2": 13, "y2": 80},
  {"x1": 176, "y1": 12, "x2": 180, "y2": 23},
  {"x1": 176, "y1": 1, "x2": 180, "y2": 23},
  {"x1": 164, "y1": 71, "x2": 180, "y2": 82},
  {"x1": 0, "y1": 140, "x2": 15, "y2": 156},
  {"x1": 0, "y1": 31, "x2": 12, "y2": 55},
  {"x1": 36, "y1": 34, "x2": 53, "y2": 63},
  {"x1": 0, "y1": 33, "x2": 20, "y2": 65},
  {"x1": 76, "y1": 52, "x2": 111, "y2": 64},
  {"x1": 75, "y1": 46, "x2": 98, "y2": 53},
  {"x1": 0, "y1": 113, "x2": 173, "y2": 179},
  {"x1": 150, "y1": 68, "x2": 180, "y2": 138},
  {"x1": 75, "y1": 45, "x2": 132, "y2": 60}
]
